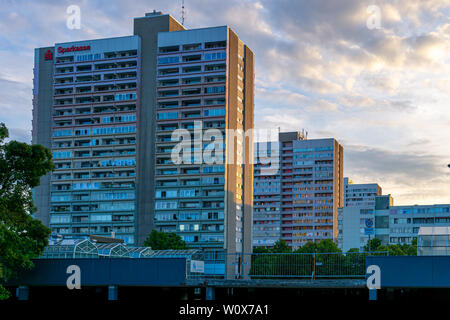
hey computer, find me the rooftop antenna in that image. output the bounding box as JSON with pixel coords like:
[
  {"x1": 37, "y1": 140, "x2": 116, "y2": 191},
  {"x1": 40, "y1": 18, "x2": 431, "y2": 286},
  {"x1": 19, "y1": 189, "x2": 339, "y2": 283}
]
[{"x1": 181, "y1": 0, "x2": 186, "y2": 26}]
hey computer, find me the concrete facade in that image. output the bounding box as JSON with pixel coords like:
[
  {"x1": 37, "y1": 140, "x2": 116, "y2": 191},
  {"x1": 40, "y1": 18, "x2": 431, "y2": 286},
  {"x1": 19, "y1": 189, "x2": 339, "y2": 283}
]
[
  {"x1": 133, "y1": 12, "x2": 186, "y2": 245},
  {"x1": 253, "y1": 133, "x2": 344, "y2": 249},
  {"x1": 338, "y1": 194, "x2": 450, "y2": 251},
  {"x1": 32, "y1": 46, "x2": 55, "y2": 226},
  {"x1": 152, "y1": 26, "x2": 254, "y2": 276},
  {"x1": 343, "y1": 177, "x2": 382, "y2": 207},
  {"x1": 32, "y1": 12, "x2": 253, "y2": 254}
]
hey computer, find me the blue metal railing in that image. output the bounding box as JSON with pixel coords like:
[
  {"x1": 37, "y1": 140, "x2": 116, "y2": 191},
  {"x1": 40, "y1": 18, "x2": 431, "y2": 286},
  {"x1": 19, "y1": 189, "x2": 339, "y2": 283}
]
[
  {"x1": 248, "y1": 252, "x2": 388, "y2": 279},
  {"x1": 187, "y1": 251, "x2": 389, "y2": 280}
]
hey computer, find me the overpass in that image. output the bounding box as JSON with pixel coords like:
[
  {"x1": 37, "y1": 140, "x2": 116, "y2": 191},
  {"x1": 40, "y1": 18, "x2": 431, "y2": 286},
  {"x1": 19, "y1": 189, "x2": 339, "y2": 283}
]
[{"x1": 4, "y1": 254, "x2": 450, "y2": 302}]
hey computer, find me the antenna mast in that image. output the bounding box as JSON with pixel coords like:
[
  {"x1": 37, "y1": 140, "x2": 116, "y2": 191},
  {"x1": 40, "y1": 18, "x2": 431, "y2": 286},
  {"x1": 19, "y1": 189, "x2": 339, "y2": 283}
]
[{"x1": 181, "y1": 0, "x2": 185, "y2": 25}]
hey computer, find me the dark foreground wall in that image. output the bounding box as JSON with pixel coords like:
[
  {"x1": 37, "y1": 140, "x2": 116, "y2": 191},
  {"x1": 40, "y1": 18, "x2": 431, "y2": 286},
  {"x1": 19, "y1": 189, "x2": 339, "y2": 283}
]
[
  {"x1": 367, "y1": 256, "x2": 450, "y2": 288},
  {"x1": 6, "y1": 258, "x2": 187, "y2": 287}
]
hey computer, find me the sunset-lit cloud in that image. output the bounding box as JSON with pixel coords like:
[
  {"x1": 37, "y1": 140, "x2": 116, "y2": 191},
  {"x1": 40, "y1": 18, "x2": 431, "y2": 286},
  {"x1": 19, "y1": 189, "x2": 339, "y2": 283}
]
[{"x1": 0, "y1": 0, "x2": 449, "y2": 204}]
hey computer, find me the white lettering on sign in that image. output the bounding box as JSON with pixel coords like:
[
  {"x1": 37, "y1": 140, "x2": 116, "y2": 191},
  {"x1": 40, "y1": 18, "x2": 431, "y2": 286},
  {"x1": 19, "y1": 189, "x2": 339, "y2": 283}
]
[{"x1": 66, "y1": 265, "x2": 81, "y2": 289}]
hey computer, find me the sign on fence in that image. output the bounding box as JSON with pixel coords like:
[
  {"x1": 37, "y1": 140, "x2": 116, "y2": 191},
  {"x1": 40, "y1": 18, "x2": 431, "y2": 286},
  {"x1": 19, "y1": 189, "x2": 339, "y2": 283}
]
[
  {"x1": 190, "y1": 260, "x2": 205, "y2": 273},
  {"x1": 365, "y1": 218, "x2": 374, "y2": 235}
]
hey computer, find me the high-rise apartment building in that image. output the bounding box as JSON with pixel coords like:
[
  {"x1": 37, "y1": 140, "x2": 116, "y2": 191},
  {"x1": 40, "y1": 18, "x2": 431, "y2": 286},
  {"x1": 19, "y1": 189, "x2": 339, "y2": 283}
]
[
  {"x1": 32, "y1": 36, "x2": 142, "y2": 245},
  {"x1": 32, "y1": 13, "x2": 254, "y2": 273},
  {"x1": 253, "y1": 141, "x2": 281, "y2": 247},
  {"x1": 253, "y1": 132, "x2": 344, "y2": 249},
  {"x1": 153, "y1": 26, "x2": 254, "y2": 274}
]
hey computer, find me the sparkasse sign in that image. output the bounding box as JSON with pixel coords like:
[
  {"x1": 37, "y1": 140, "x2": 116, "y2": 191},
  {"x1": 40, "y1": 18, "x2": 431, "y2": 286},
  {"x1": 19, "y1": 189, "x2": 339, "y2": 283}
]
[{"x1": 57, "y1": 45, "x2": 91, "y2": 54}]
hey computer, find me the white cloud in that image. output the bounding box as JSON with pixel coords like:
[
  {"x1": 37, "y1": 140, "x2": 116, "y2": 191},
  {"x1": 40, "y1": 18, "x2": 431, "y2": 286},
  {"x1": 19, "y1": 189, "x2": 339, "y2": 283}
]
[{"x1": 0, "y1": 0, "x2": 449, "y2": 203}]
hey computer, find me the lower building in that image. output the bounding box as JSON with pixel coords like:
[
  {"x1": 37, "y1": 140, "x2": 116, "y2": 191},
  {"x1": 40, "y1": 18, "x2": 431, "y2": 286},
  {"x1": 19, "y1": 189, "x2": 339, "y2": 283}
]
[
  {"x1": 338, "y1": 195, "x2": 450, "y2": 252},
  {"x1": 344, "y1": 177, "x2": 381, "y2": 207},
  {"x1": 417, "y1": 226, "x2": 450, "y2": 256}
]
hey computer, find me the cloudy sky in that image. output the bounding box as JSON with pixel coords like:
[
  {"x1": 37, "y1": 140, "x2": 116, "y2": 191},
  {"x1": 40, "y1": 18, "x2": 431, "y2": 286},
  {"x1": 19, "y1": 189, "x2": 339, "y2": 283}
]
[{"x1": 0, "y1": 0, "x2": 449, "y2": 204}]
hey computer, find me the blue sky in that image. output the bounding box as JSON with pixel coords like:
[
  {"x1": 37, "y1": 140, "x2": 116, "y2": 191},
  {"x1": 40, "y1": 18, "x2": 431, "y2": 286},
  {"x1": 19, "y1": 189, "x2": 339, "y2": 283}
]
[{"x1": 0, "y1": 0, "x2": 449, "y2": 204}]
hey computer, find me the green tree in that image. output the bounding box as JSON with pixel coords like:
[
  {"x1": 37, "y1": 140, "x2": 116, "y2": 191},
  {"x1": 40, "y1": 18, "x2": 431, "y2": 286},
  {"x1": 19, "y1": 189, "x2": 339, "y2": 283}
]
[
  {"x1": 363, "y1": 238, "x2": 383, "y2": 252},
  {"x1": 271, "y1": 239, "x2": 292, "y2": 253},
  {"x1": 143, "y1": 230, "x2": 188, "y2": 250},
  {"x1": 404, "y1": 238, "x2": 417, "y2": 256},
  {"x1": 315, "y1": 239, "x2": 341, "y2": 253},
  {"x1": 0, "y1": 123, "x2": 53, "y2": 299},
  {"x1": 387, "y1": 244, "x2": 405, "y2": 256},
  {"x1": 253, "y1": 246, "x2": 271, "y2": 253},
  {"x1": 294, "y1": 239, "x2": 342, "y2": 253}
]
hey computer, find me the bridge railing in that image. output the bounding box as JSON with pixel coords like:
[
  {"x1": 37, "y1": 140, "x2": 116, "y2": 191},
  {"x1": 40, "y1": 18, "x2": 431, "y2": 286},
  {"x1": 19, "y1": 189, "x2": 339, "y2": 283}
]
[
  {"x1": 188, "y1": 251, "x2": 388, "y2": 280},
  {"x1": 247, "y1": 251, "x2": 388, "y2": 279}
]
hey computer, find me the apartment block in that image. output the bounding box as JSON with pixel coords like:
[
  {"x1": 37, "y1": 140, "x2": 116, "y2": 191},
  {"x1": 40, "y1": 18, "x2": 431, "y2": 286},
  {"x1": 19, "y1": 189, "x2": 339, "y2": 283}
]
[
  {"x1": 33, "y1": 36, "x2": 141, "y2": 244},
  {"x1": 32, "y1": 12, "x2": 194, "y2": 246},
  {"x1": 338, "y1": 194, "x2": 392, "y2": 251},
  {"x1": 253, "y1": 141, "x2": 281, "y2": 247},
  {"x1": 253, "y1": 132, "x2": 344, "y2": 249},
  {"x1": 344, "y1": 177, "x2": 382, "y2": 207},
  {"x1": 153, "y1": 26, "x2": 254, "y2": 275}
]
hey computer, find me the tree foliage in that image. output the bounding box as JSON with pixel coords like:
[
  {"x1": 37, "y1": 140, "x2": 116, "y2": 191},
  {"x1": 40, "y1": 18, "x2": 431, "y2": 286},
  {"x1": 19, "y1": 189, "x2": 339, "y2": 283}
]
[
  {"x1": 143, "y1": 230, "x2": 188, "y2": 250},
  {"x1": 0, "y1": 123, "x2": 54, "y2": 299},
  {"x1": 364, "y1": 237, "x2": 417, "y2": 256},
  {"x1": 250, "y1": 237, "x2": 418, "y2": 278},
  {"x1": 294, "y1": 239, "x2": 341, "y2": 253},
  {"x1": 363, "y1": 238, "x2": 382, "y2": 252},
  {"x1": 272, "y1": 239, "x2": 291, "y2": 253}
]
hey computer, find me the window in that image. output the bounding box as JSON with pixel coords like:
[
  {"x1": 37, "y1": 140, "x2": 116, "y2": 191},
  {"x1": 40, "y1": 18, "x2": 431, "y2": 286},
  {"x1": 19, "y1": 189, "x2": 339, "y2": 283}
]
[
  {"x1": 53, "y1": 130, "x2": 72, "y2": 137},
  {"x1": 183, "y1": 55, "x2": 201, "y2": 62},
  {"x1": 159, "y1": 46, "x2": 179, "y2": 53},
  {"x1": 155, "y1": 201, "x2": 178, "y2": 209},
  {"x1": 73, "y1": 182, "x2": 99, "y2": 190},
  {"x1": 100, "y1": 158, "x2": 135, "y2": 167},
  {"x1": 205, "y1": 98, "x2": 225, "y2": 105},
  {"x1": 182, "y1": 66, "x2": 201, "y2": 73},
  {"x1": 183, "y1": 43, "x2": 201, "y2": 51},
  {"x1": 205, "y1": 41, "x2": 226, "y2": 49},
  {"x1": 155, "y1": 190, "x2": 178, "y2": 198},
  {"x1": 157, "y1": 112, "x2": 178, "y2": 120},
  {"x1": 205, "y1": 86, "x2": 225, "y2": 94},
  {"x1": 204, "y1": 109, "x2": 225, "y2": 117},
  {"x1": 92, "y1": 126, "x2": 136, "y2": 135},
  {"x1": 204, "y1": 52, "x2": 226, "y2": 61},
  {"x1": 53, "y1": 151, "x2": 72, "y2": 159},
  {"x1": 158, "y1": 56, "x2": 179, "y2": 64},
  {"x1": 203, "y1": 165, "x2": 225, "y2": 173},
  {"x1": 76, "y1": 53, "x2": 102, "y2": 62},
  {"x1": 50, "y1": 215, "x2": 71, "y2": 224},
  {"x1": 180, "y1": 189, "x2": 196, "y2": 197},
  {"x1": 115, "y1": 93, "x2": 136, "y2": 101},
  {"x1": 91, "y1": 214, "x2": 112, "y2": 222}
]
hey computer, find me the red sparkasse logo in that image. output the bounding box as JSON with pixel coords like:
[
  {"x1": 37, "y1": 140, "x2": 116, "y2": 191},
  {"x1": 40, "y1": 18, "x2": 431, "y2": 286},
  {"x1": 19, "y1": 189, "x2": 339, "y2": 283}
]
[
  {"x1": 44, "y1": 50, "x2": 53, "y2": 60},
  {"x1": 57, "y1": 45, "x2": 91, "y2": 54}
]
